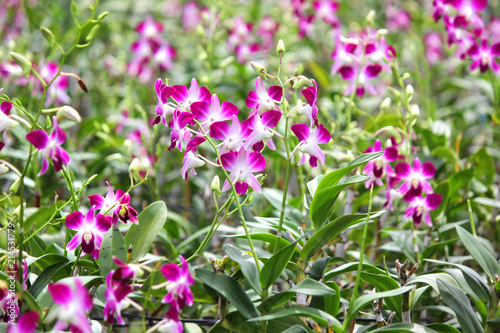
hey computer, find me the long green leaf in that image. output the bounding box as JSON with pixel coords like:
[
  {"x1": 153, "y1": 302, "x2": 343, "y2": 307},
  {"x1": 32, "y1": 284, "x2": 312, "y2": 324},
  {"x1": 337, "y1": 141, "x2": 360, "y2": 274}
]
[
  {"x1": 29, "y1": 261, "x2": 72, "y2": 298},
  {"x1": 260, "y1": 239, "x2": 298, "y2": 290},
  {"x1": 456, "y1": 226, "x2": 500, "y2": 279},
  {"x1": 195, "y1": 268, "x2": 260, "y2": 319},
  {"x1": 287, "y1": 278, "x2": 336, "y2": 296},
  {"x1": 360, "y1": 272, "x2": 401, "y2": 318},
  {"x1": 99, "y1": 226, "x2": 126, "y2": 277},
  {"x1": 437, "y1": 279, "x2": 483, "y2": 333},
  {"x1": 125, "y1": 201, "x2": 168, "y2": 262},
  {"x1": 370, "y1": 323, "x2": 439, "y2": 333},
  {"x1": 224, "y1": 244, "x2": 261, "y2": 294},
  {"x1": 430, "y1": 180, "x2": 450, "y2": 219}
]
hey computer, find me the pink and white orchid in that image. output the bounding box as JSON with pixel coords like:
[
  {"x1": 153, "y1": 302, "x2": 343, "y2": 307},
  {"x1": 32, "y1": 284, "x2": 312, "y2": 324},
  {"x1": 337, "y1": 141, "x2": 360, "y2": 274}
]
[
  {"x1": 291, "y1": 124, "x2": 331, "y2": 167},
  {"x1": 246, "y1": 77, "x2": 282, "y2": 116},
  {"x1": 190, "y1": 94, "x2": 239, "y2": 130},
  {"x1": 467, "y1": 38, "x2": 500, "y2": 72},
  {"x1": 168, "y1": 110, "x2": 196, "y2": 152},
  {"x1": 159, "y1": 256, "x2": 194, "y2": 319},
  {"x1": 182, "y1": 136, "x2": 206, "y2": 180},
  {"x1": 65, "y1": 206, "x2": 112, "y2": 259},
  {"x1": 395, "y1": 158, "x2": 436, "y2": 200},
  {"x1": 220, "y1": 148, "x2": 266, "y2": 194},
  {"x1": 88, "y1": 182, "x2": 138, "y2": 225},
  {"x1": 7, "y1": 311, "x2": 39, "y2": 333},
  {"x1": 26, "y1": 117, "x2": 70, "y2": 176},
  {"x1": 242, "y1": 109, "x2": 282, "y2": 151},
  {"x1": 209, "y1": 115, "x2": 249, "y2": 154},
  {"x1": 404, "y1": 193, "x2": 443, "y2": 226},
  {"x1": 171, "y1": 78, "x2": 211, "y2": 111}
]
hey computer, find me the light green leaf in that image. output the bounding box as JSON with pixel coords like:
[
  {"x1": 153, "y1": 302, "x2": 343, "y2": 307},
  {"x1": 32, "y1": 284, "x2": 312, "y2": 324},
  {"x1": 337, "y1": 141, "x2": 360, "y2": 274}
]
[
  {"x1": 287, "y1": 278, "x2": 336, "y2": 296},
  {"x1": 370, "y1": 323, "x2": 439, "y2": 333},
  {"x1": 99, "y1": 226, "x2": 127, "y2": 278},
  {"x1": 224, "y1": 244, "x2": 261, "y2": 294}
]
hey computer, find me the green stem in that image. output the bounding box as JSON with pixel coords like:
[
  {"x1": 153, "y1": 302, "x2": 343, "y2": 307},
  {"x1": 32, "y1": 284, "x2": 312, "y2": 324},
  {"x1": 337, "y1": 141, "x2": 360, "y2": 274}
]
[
  {"x1": 409, "y1": 219, "x2": 420, "y2": 264},
  {"x1": 467, "y1": 199, "x2": 477, "y2": 237},
  {"x1": 70, "y1": 248, "x2": 83, "y2": 276}
]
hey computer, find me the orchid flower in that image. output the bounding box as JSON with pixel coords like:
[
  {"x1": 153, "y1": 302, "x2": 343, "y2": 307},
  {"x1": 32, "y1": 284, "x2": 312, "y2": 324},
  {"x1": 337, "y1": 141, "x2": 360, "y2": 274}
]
[
  {"x1": 182, "y1": 136, "x2": 206, "y2": 180},
  {"x1": 404, "y1": 194, "x2": 443, "y2": 226},
  {"x1": 154, "y1": 79, "x2": 176, "y2": 125},
  {"x1": 210, "y1": 115, "x2": 249, "y2": 154},
  {"x1": 246, "y1": 77, "x2": 283, "y2": 116},
  {"x1": 242, "y1": 109, "x2": 282, "y2": 151},
  {"x1": 136, "y1": 15, "x2": 164, "y2": 38},
  {"x1": 362, "y1": 139, "x2": 401, "y2": 188},
  {"x1": 0, "y1": 281, "x2": 19, "y2": 321},
  {"x1": 26, "y1": 117, "x2": 70, "y2": 175},
  {"x1": 39, "y1": 62, "x2": 70, "y2": 106},
  {"x1": 220, "y1": 148, "x2": 266, "y2": 194},
  {"x1": 291, "y1": 124, "x2": 331, "y2": 167},
  {"x1": 191, "y1": 94, "x2": 238, "y2": 129},
  {"x1": 65, "y1": 206, "x2": 112, "y2": 259},
  {"x1": 46, "y1": 279, "x2": 93, "y2": 333},
  {"x1": 168, "y1": 110, "x2": 196, "y2": 152},
  {"x1": 159, "y1": 256, "x2": 194, "y2": 319},
  {"x1": 313, "y1": 0, "x2": 340, "y2": 27},
  {"x1": 449, "y1": 0, "x2": 487, "y2": 28},
  {"x1": 0, "y1": 101, "x2": 17, "y2": 132},
  {"x1": 103, "y1": 270, "x2": 133, "y2": 325},
  {"x1": 298, "y1": 80, "x2": 319, "y2": 126},
  {"x1": 331, "y1": 37, "x2": 360, "y2": 75},
  {"x1": 88, "y1": 182, "x2": 138, "y2": 225},
  {"x1": 340, "y1": 63, "x2": 384, "y2": 96},
  {"x1": 6, "y1": 311, "x2": 39, "y2": 333},
  {"x1": 468, "y1": 38, "x2": 500, "y2": 72},
  {"x1": 395, "y1": 158, "x2": 436, "y2": 200},
  {"x1": 171, "y1": 78, "x2": 211, "y2": 111}
]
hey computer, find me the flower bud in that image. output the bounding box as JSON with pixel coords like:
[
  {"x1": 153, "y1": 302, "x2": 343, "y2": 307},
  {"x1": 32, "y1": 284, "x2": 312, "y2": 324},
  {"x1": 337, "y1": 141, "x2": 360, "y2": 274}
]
[
  {"x1": 0, "y1": 163, "x2": 8, "y2": 175},
  {"x1": 129, "y1": 158, "x2": 141, "y2": 180},
  {"x1": 57, "y1": 106, "x2": 81, "y2": 123},
  {"x1": 410, "y1": 104, "x2": 420, "y2": 118},
  {"x1": 40, "y1": 26, "x2": 56, "y2": 47},
  {"x1": 406, "y1": 84, "x2": 414, "y2": 102},
  {"x1": 292, "y1": 75, "x2": 313, "y2": 89},
  {"x1": 211, "y1": 175, "x2": 221, "y2": 197},
  {"x1": 380, "y1": 98, "x2": 391, "y2": 112},
  {"x1": 401, "y1": 72, "x2": 411, "y2": 81},
  {"x1": 9, "y1": 179, "x2": 21, "y2": 194},
  {"x1": 97, "y1": 12, "x2": 109, "y2": 21},
  {"x1": 366, "y1": 10, "x2": 376, "y2": 25},
  {"x1": 9, "y1": 52, "x2": 31, "y2": 78},
  {"x1": 277, "y1": 39, "x2": 285, "y2": 56},
  {"x1": 250, "y1": 62, "x2": 268, "y2": 81}
]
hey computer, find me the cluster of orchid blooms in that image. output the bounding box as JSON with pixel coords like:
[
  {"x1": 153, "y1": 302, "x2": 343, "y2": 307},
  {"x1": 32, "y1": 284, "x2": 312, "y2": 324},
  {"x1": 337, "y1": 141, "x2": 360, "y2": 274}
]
[
  {"x1": 153, "y1": 76, "x2": 332, "y2": 195},
  {"x1": 291, "y1": 0, "x2": 341, "y2": 39},
  {"x1": 433, "y1": 0, "x2": 500, "y2": 72},
  {"x1": 363, "y1": 138, "x2": 442, "y2": 227},
  {"x1": 128, "y1": 15, "x2": 177, "y2": 83}
]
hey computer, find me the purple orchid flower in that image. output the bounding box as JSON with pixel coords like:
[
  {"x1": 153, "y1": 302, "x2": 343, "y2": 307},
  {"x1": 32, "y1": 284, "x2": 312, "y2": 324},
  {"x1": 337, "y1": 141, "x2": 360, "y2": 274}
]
[
  {"x1": 246, "y1": 77, "x2": 283, "y2": 116},
  {"x1": 298, "y1": 80, "x2": 319, "y2": 126},
  {"x1": 159, "y1": 256, "x2": 194, "y2": 319},
  {"x1": 449, "y1": 0, "x2": 486, "y2": 28},
  {"x1": 155, "y1": 317, "x2": 183, "y2": 333},
  {"x1": 26, "y1": 117, "x2": 70, "y2": 176},
  {"x1": 220, "y1": 148, "x2": 266, "y2": 194},
  {"x1": 0, "y1": 101, "x2": 17, "y2": 132},
  {"x1": 191, "y1": 94, "x2": 239, "y2": 130},
  {"x1": 182, "y1": 136, "x2": 206, "y2": 180},
  {"x1": 313, "y1": 0, "x2": 340, "y2": 27},
  {"x1": 468, "y1": 38, "x2": 500, "y2": 72},
  {"x1": 210, "y1": 115, "x2": 249, "y2": 154},
  {"x1": 103, "y1": 269, "x2": 133, "y2": 325},
  {"x1": 331, "y1": 37, "x2": 360, "y2": 75},
  {"x1": 46, "y1": 279, "x2": 93, "y2": 333},
  {"x1": 362, "y1": 139, "x2": 402, "y2": 188},
  {"x1": 39, "y1": 62, "x2": 70, "y2": 106},
  {"x1": 154, "y1": 79, "x2": 176, "y2": 125},
  {"x1": 171, "y1": 78, "x2": 211, "y2": 111},
  {"x1": 65, "y1": 206, "x2": 112, "y2": 259},
  {"x1": 291, "y1": 123, "x2": 331, "y2": 167},
  {"x1": 395, "y1": 158, "x2": 436, "y2": 200},
  {"x1": 88, "y1": 182, "x2": 138, "y2": 225},
  {"x1": 135, "y1": 15, "x2": 164, "y2": 38},
  {"x1": 340, "y1": 63, "x2": 384, "y2": 96},
  {"x1": 242, "y1": 109, "x2": 282, "y2": 151},
  {"x1": 7, "y1": 311, "x2": 39, "y2": 333},
  {"x1": 168, "y1": 110, "x2": 196, "y2": 152},
  {"x1": 404, "y1": 193, "x2": 443, "y2": 226},
  {"x1": 0, "y1": 285, "x2": 19, "y2": 322}
]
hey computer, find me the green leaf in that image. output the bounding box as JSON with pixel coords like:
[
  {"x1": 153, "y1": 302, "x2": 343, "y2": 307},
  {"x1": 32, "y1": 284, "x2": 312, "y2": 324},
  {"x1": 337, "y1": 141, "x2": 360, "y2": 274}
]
[
  {"x1": 25, "y1": 206, "x2": 56, "y2": 231},
  {"x1": 195, "y1": 268, "x2": 260, "y2": 319},
  {"x1": 248, "y1": 307, "x2": 343, "y2": 332},
  {"x1": 324, "y1": 262, "x2": 388, "y2": 281},
  {"x1": 29, "y1": 261, "x2": 72, "y2": 298},
  {"x1": 456, "y1": 226, "x2": 500, "y2": 279},
  {"x1": 425, "y1": 324, "x2": 461, "y2": 333},
  {"x1": 420, "y1": 237, "x2": 458, "y2": 260},
  {"x1": 282, "y1": 325, "x2": 309, "y2": 333},
  {"x1": 431, "y1": 146, "x2": 457, "y2": 163},
  {"x1": 260, "y1": 239, "x2": 298, "y2": 290},
  {"x1": 287, "y1": 278, "x2": 336, "y2": 296},
  {"x1": 370, "y1": 323, "x2": 439, "y2": 333},
  {"x1": 449, "y1": 169, "x2": 474, "y2": 198},
  {"x1": 224, "y1": 244, "x2": 261, "y2": 294},
  {"x1": 299, "y1": 212, "x2": 384, "y2": 269},
  {"x1": 344, "y1": 286, "x2": 414, "y2": 330},
  {"x1": 259, "y1": 292, "x2": 294, "y2": 312},
  {"x1": 124, "y1": 201, "x2": 168, "y2": 262},
  {"x1": 360, "y1": 272, "x2": 401, "y2": 318},
  {"x1": 309, "y1": 152, "x2": 382, "y2": 228},
  {"x1": 9, "y1": 52, "x2": 31, "y2": 78},
  {"x1": 229, "y1": 233, "x2": 297, "y2": 253},
  {"x1": 430, "y1": 180, "x2": 450, "y2": 219},
  {"x1": 99, "y1": 226, "x2": 126, "y2": 278},
  {"x1": 407, "y1": 273, "x2": 459, "y2": 292},
  {"x1": 471, "y1": 147, "x2": 495, "y2": 186},
  {"x1": 437, "y1": 279, "x2": 483, "y2": 333},
  {"x1": 310, "y1": 175, "x2": 370, "y2": 229}
]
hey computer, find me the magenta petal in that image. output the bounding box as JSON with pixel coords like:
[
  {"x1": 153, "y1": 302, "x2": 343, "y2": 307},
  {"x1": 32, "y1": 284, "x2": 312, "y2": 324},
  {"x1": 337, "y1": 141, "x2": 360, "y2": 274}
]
[
  {"x1": 220, "y1": 151, "x2": 237, "y2": 170},
  {"x1": 234, "y1": 182, "x2": 249, "y2": 194},
  {"x1": 384, "y1": 147, "x2": 399, "y2": 162},
  {"x1": 177, "y1": 111, "x2": 196, "y2": 128},
  {"x1": 425, "y1": 193, "x2": 442, "y2": 210},
  {"x1": 88, "y1": 194, "x2": 105, "y2": 209},
  {"x1": 49, "y1": 283, "x2": 73, "y2": 305},
  {"x1": 190, "y1": 101, "x2": 210, "y2": 121},
  {"x1": 472, "y1": 0, "x2": 487, "y2": 10},
  {"x1": 220, "y1": 101, "x2": 239, "y2": 119},
  {"x1": 51, "y1": 126, "x2": 67, "y2": 145},
  {"x1": 316, "y1": 124, "x2": 331, "y2": 144},
  {"x1": 39, "y1": 157, "x2": 49, "y2": 176},
  {"x1": 421, "y1": 161, "x2": 435, "y2": 178},
  {"x1": 248, "y1": 152, "x2": 266, "y2": 172},
  {"x1": 160, "y1": 263, "x2": 181, "y2": 281},
  {"x1": 301, "y1": 83, "x2": 317, "y2": 106},
  {"x1": 395, "y1": 162, "x2": 411, "y2": 177},
  {"x1": 199, "y1": 86, "x2": 211, "y2": 103},
  {"x1": 268, "y1": 86, "x2": 283, "y2": 101},
  {"x1": 26, "y1": 130, "x2": 49, "y2": 149},
  {"x1": 171, "y1": 85, "x2": 188, "y2": 102},
  {"x1": 96, "y1": 214, "x2": 112, "y2": 232},
  {"x1": 291, "y1": 124, "x2": 310, "y2": 142},
  {"x1": 160, "y1": 86, "x2": 175, "y2": 104},
  {"x1": 491, "y1": 43, "x2": 500, "y2": 57},
  {"x1": 66, "y1": 211, "x2": 84, "y2": 230},
  {"x1": 261, "y1": 110, "x2": 282, "y2": 128},
  {"x1": 246, "y1": 91, "x2": 259, "y2": 108},
  {"x1": 210, "y1": 121, "x2": 230, "y2": 140},
  {"x1": 17, "y1": 311, "x2": 39, "y2": 332},
  {"x1": 0, "y1": 101, "x2": 12, "y2": 115}
]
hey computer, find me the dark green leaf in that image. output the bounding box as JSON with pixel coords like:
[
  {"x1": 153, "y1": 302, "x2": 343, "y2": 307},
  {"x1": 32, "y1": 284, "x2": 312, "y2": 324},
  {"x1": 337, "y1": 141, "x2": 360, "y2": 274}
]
[
  {"x1": 360, "y1": 272, "x2": 401, "y2": 318},
  {"x1": 224, "y1": 244, "x2": 261, "y2": 294},
  {"x1": 99, "y1": 226, "x2": 126, "y2": 278},
  {"x1": 471, "y1": 147, "x2": 495, "y2": 186},
  {"x1": 260, "y1": 239, "x2": 299, "y2": 290},
  {"x1": 449, "y1": 169, "x2": 474, "y2": 198},
  {"x1": 287, "y1": 278, "x2": 336, "y2": 296},
  {"x1": 370, "y1": 323, "x2": 439, "y2": 333},
  {"x1": 431, "y1": 180, "x2": 450, "y2": 219},
  {"x1": 437, "y1": 279, "x2": 483, "y2": 333},
  {"x1": 29, "y1": 261, "x2": 72, "y2": 298}
]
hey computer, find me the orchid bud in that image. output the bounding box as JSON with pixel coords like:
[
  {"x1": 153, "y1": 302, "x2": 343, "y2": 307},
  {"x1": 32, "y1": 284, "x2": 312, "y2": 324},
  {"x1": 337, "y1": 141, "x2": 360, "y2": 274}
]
[
  {"x1": 97, "y1": 12, "x2": 109, "y2": 21},
  {"x1": 40, "y1": 26, "x2": 56, "y2": 47},
  {"x1": 410, "y1": 104, "x2": 420, "y2": 118},
  {"x1": 0, "y1": 164, "x2": 8, "y2": 175},
  {"x1": 211, "y1": 175, "x2": 221, "y2": 197},
  {"x1": 277, "y1": 39, "x2": 285, "y2": 56},
  {"x1": 380, "y1": 98, "x2": 391, "y2": 112},
  {"x1": 292, "y1": 76, "x2": 313, "y2": 89},
  {"x1": 9, "y1": 52, "x2": 31, "y2": 78},
  {"x1": 401, "y1": 72, "x2": 411, "y2": 81},
  {"x1": 9, "y1": 179, "x2": 21, "y2": 194},
  {"x1": 219, "y1": 56, "x2": 234, "y2": 69},
  {"x1": 406, "y1": 85, "x2": 414, "y2": 101},
  {"x1": 366, "y1": 10, "x2": 376, "y2": 25},
  {"x1": 250, "y1": 62, "x2": 268, "y2": 81},
  {"x1": 129, "y1": 158, "x2": 140, "y2": 180},
  {"x1": 57, "y1": 106, "x2": 81, "y2": 123}
]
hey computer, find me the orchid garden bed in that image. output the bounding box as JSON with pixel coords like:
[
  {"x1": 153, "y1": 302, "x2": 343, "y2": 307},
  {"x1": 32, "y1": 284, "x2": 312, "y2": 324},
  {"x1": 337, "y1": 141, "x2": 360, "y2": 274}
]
[{"x1": 1, "y1": 0, "x2": 500, "y2": 332}]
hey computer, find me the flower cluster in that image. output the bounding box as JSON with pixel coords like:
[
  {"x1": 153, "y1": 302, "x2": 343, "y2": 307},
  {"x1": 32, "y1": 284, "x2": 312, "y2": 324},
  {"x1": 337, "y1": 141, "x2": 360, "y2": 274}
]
[
  {"x1": 432, "y1": 0, "x2": 500, "y2": 72},
  {"x1": 385, "y1": 4, "x2": 411, "y2": 31},
  {"x1": 362, "y1": 137, "x2": 442, "y2": 227},
  {"x1": 331, "y1": 29, "x2": 396, "y2": 96},
  {"x1": 153, "y1": 76, "x2": 331, "y2": 195},
  {"x1": 65, "y1": 183, "x2": 137, "y2": 258},
  {"x1": 0, "y1": 98, "x2": 17, "y2": 151},
  {"x1": 226, "y1": 15, "x2": 279, "y2": 64},
  {"x1": 0, "y1": 0, "x2": 26, "y2": 43},
  {"x1": 128, "y1": 15, "x2": 176, "y2": 82},
  {"x1": 291, "y1": 0, "x2": 341, "y2": 39}
]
